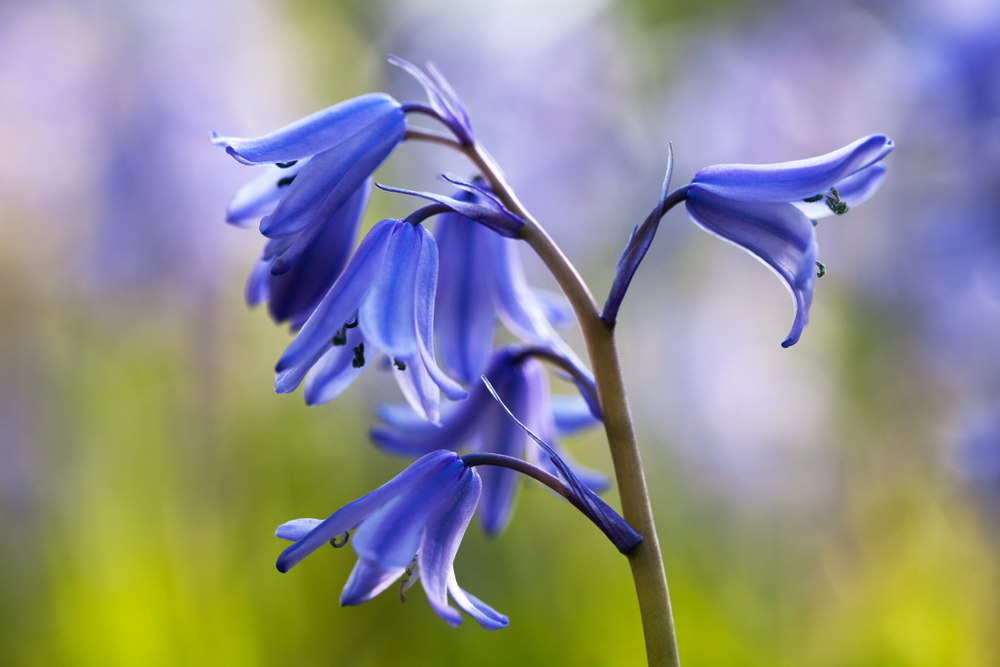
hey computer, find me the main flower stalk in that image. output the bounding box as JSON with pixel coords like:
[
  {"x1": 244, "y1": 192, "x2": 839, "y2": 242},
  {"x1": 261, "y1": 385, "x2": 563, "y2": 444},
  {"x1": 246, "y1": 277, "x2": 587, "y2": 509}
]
[{"x1": 408, "y1": 132, "x2": 682, "y2": 666}]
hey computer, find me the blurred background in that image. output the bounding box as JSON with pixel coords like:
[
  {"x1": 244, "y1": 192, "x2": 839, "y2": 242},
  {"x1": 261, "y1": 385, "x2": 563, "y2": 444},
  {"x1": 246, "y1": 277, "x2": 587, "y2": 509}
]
[{"x1": 1, "y1": 0, "x2": 997, "y2": 664}]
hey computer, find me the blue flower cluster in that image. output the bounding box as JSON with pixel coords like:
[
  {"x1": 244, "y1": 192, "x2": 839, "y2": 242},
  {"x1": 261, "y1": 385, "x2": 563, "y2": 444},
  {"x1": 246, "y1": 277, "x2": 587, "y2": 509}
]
[{"x1": 212, "y1": 55, "x2": 891, "y2": 629}]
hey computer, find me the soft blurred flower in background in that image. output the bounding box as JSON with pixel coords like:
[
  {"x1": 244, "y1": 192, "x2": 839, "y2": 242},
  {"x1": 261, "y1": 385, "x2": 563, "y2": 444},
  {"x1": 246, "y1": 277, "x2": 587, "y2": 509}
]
[{"x1": 1, "y1": 0, "x2": 998, "y2": 665}]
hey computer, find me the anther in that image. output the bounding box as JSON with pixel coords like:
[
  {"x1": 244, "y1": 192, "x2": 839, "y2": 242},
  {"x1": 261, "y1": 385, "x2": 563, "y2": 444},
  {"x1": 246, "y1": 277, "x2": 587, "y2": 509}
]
[
  {"x1": 393, "y1": 358, "x2": 407, "y2": 371},
  {"x1": 329, "y1": 532, "x2": 349, "y2": 548},
  {"x1": 332, "y1": 327, "x2": 347, "y2": 346},
  {"x1": 816, "y1": 261, "x2": 827, "y2": 278},
  {"x1": 344, "y1": 317, "x2": 359, "y2": 329},
  {"x1": 803, "y1": 194, "x2": 824, "y2": 203},
  {"x1": 275, "y1": 161, "x2": 298, "y2": 168},
  {"x1": 824, "y1": 187, "x2": 849, "y2": 215},
  {"x1": 352, "y1": 342, "x2": 366, "y2": 368},
  {"x1": 398, "y1": 560, "x2": 419, "y2": 602},
  {"x1": 277, "y1": 175, "x2": 296, "y2": 188}
]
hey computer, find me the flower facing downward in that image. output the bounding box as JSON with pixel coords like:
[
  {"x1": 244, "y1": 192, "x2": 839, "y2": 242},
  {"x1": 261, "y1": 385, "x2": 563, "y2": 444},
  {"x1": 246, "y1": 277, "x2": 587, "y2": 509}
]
[
  {"x1": 275, "y1": 450, "x2": 508, "y2": 630},
  {"x1": 274, "y1": 219, "x2": 467, "y2": 423},
  {"x1": 371, "y1": 346, "x2": 606, "y2": 536},
  {"x1": 685, "y1": 134, "x2": 893, "y2": 347}
]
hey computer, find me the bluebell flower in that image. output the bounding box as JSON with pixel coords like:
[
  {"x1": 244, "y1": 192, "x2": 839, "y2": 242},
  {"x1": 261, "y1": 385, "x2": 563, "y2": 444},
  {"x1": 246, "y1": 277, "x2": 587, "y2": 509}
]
[
  {"x1": 275, "y1": 450, "x2": 508, "y2": 630},
  {"x1": 685, "y1": 134, "x2": 893, "y2": 347},
  {"x1": 380, "y1": 180, "x2": 591, "y2": 394},
  {"x1": 243, "y1": 179, "x2": 371, "y2": 328},
  {"x1": 274, "y1": 219, "x2": 467, "y2": 423},
  {"x1": 371, "y1": 346, "x2": 606, "y2": 536}
]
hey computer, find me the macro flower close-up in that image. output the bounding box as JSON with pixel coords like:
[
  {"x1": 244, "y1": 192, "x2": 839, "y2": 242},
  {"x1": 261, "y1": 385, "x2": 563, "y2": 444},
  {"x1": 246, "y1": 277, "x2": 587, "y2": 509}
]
[{"x1": 2, "y1": 1, "x2": 998, "y2": 666}]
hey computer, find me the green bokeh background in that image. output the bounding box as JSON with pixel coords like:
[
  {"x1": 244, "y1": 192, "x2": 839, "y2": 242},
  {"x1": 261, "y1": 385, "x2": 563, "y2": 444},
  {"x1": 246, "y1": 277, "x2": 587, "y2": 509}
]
[{"x1": 0, "y1": 1, "x2": 996, "y2": 665}]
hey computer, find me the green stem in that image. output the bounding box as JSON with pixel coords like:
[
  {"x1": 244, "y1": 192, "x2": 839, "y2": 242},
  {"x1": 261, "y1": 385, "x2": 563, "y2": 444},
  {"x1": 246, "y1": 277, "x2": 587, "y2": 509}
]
[
  {"x1": 404, "y1": 129, "x2": 681, "y2": 665},
  {"x1": 465, "y1": 141, "x2": 681, "y2": 665}
]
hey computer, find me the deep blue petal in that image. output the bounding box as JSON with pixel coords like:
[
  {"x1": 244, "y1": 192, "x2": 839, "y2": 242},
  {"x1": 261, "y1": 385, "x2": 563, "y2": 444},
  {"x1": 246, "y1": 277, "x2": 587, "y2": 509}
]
[
  {"x1": 359, "y1": 222, "x2": 420, "y2": 357},
  {"x1": 434, "y1": 207, "x2": 498, "y2": 384},
  {"x1": 792, "y1": 162, "x2": 887, "y2": 220},
  {"x1": 275, "y1": 219, "x2": 395, "y2": 393},
  {"x1": 389, "y1": 55, "x2": 473, "y2": 145},
  {"x1": 352, "y1": 452, "x2": 469, "y2": 568},
  {"x1": 260, "y1": 111, "x2": 404, "y2": 238},
  {"x1": 475, "y1": 369, "x2": 529, "y2": 536},
  {"x1": 686, "y1": 187, "x2": 817, "y2": 347},
  {"x1": 265, "y1": 179, "x2": 371, "y2": 324},
  {"x1": 425, "y1": 62, "x2": 474, "y2": 142},
  {"x1": 211, "y1": 93, "x2": 402, "y2": 165},
  {"x1": 692, "y1": 134, "x2": 893, "y2": 203},
  {"x1": 370, "y1": 388, "x2": 490, "y2": 457}
]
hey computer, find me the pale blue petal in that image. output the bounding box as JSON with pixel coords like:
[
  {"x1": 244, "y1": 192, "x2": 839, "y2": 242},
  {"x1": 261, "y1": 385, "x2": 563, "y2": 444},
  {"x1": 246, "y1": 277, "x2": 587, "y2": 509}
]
[
  {"x1": 340, "y1": 559, "x2": 407, "y2": 606},
  {"x1": 244, "y1": 256, "x2": 271, "y2": 307},
  {"x1": 303, "y1": 326, "x2": 371, "y2": 406},
  {"x1": 417, "y1": 467, "x2": 480, "y2": 628},
  {"x1": 211, "y1": 93, "x2": 402, "y2": 165},
  {"x1": 551, "y1": 395, "x2": 601, "y2": 435},
  {"x1": 686, "y1": 188, "x2": 817, "y2": 347},
  {"x1": 448, "y1": 579, "x2": 508, "y2": 630},
  {"x1": 393, "y1": 353, "x2": 441, "y2": 424},
  {"x1": 530, "y1": 288, "x2": 574, "y2": 329},
  {"x1": 260, "y1": 112, "x2": 404, "y2": 238},
  {"x1": 275, "y1": 219, "x2": 395, "y2": 393},
  {"x1": 692, "y1": 134, "x2": 893, "y2": 203},
  {"x1": 370, "y1": 391, "x2": 489, "y2": 457},
  {"x1": 275, "y1": 518, "x2": 323, "y2": 541},
  {"x1": 225, "y1": 159, "x2": 309, "y2": 226},
  {"x1": 792, "y1": 163, "x2": 888, "y2": 219}
]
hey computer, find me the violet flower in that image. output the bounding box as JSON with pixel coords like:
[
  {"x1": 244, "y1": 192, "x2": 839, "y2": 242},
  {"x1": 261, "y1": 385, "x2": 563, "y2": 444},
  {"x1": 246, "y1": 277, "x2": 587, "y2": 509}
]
[
  {"x1": 371, "y1": 346, "x2": 605, "y2": 536},
  {"x1": 685, "y1": 134, "x2": 892, "y2": 347},
  {"x1": 274, "y1": 219, "x2": 467, "y2": 424},
  {"x1": 276, "y1": 450, "x2": 508, "y2": 630}
]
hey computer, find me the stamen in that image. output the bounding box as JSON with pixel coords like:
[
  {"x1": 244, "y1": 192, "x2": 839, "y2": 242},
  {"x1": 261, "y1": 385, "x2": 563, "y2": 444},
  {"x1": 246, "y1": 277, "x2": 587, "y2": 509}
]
[
  {"x1": 275, "y1": 161, "x2": 298, "y2": 168},
  {"x1": 332, "y1": 327, "x2": 347, "y2": 346},
  {"x1": 352, "y1": 343, "x2": 366, "y2": 368},
  {"x1": 398, "y1": 560, "x2": 419, "y2": 602},
  {"x1": 824, "y1": 187, "x2": 849, "y2": 215},
  {"x1": 802, "y1": 194, "x2": 824, "y2": 203},
  {"x1": 277, "y1": 175, "x2": 296, "y2": 187},
  {"x1": 393, "y1": 358, "x2": 407, "y2": 371},
  {"x1": 344, "y1": 317, "x2": 359, "y2": 329},
  {"x1": 329, "y1": 532, "x2": 349, "y2": 548},
  {"x1": 816, "y1": 261, "x2": 827, "y2": 278}
]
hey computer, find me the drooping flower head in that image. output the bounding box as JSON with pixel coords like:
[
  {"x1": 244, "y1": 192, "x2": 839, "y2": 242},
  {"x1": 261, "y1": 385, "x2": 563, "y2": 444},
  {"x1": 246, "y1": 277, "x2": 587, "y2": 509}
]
[
  {"x1": 371, "y1": 346, "x2": 606, "y2": 536},
  {"x1": 274, "y1": 218, "x2": 467, "y2": 424},
  {"x1": 275, "y1": 450, "x2": 508, "y2": 630},
  {"x1": 685, "y1": 134, "x2": 893, "y2": 347}
]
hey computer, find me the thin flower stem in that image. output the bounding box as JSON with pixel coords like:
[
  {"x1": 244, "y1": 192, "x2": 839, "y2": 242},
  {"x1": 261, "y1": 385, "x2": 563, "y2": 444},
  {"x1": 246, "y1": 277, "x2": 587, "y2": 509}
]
[{"x1": 407, "y1": 131, "x2": 682, "y2": 667}]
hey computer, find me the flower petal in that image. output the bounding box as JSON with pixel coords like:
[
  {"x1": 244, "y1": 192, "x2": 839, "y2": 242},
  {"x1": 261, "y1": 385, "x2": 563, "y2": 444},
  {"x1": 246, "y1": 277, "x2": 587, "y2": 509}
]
[
  {"x1": 303, "y1": 326, "x2": 372, "y2": 405},
  {"x1": 475, "y1": 371, "x2": 529, "y2": 536},
  {"x1": 389, "y1": 55, "x2": 473, "y2": 145},
  {"x1": 275, "y1": 219, "x2": 395, "y2": 393},
  {"x1": 225, "y1": 160, "x2": 310, "y2": 226},
  {"x1": 550, "y1": 394, "x2": 601, "y2": 436},
  {"x1": 417, "y1": 465, "x2": 481, "y2": 628},
  {"x1": 275, "y1": 518, "x2": 323, "y2": 541},
  {"x1": 359, "y1": 223, "x2": 421, "y2": 357},
  {"x1": 265, "y1": 179, "x2": 371, "y2": 324},
  {"x1": 393, "y1": 353, "x2": 442, "y2": 424},
  {"x1": 434, "y1": 206, "x2": 498, "y2": 384},
  {"x1": 340, "y1": 559, "x2": 407, "y2": 606},
  {"x1": 274, "y1": 450, "x2": 454, "y2": 573},
  {"x1": 447, "y1": 575, "x2": 508, "y2": 630},
  {"x1": 792, "y1": 162, "x2": 888, "y2": 220},
  {"x1": 370, "y1": 390, "x2": 489, "y2": 457},
  {"x1": 692, "y1": 134, "x2": 893, "y2": 203},
  {"x1": 244, "y1": 256, "x2": 271, "y2": 307},
  {"x1": 260, "y1": 112, "x2": 404, "y2": 239},
  {"x1": 352, "y1": 452, "x2": 469, "y2": 568},
  {"x1": 211, "y1": 93, "x2": 403, "y2": 165},
  {"x1": 530, "y1": 288, "x2": 573, "y2": 329},
  {"x1": 686, "y1": 187, "x2": 817, "y2": 347}
]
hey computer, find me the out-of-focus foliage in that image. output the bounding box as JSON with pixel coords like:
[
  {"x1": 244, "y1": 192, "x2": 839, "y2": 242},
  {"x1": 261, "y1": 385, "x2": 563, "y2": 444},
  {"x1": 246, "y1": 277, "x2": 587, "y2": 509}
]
[{"x1": 1, "y1": 0, "x2": 997, "y2": 665}]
